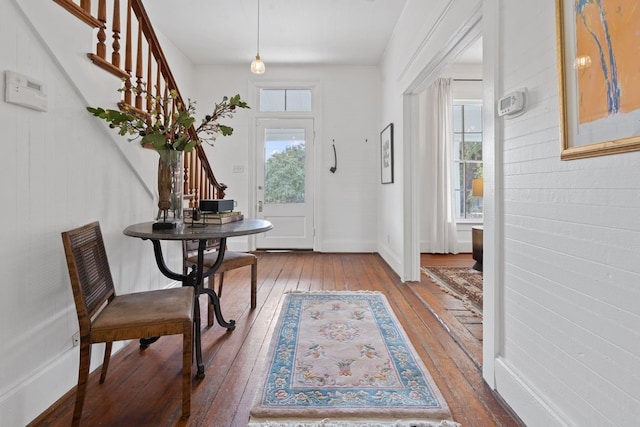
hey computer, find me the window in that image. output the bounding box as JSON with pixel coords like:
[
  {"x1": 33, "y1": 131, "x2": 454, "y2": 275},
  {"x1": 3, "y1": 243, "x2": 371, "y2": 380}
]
[
  {"x1": 259, "y1": 89, "x2": 312, "y2": 112},
  {"x1": 452, "y1": 104, "x2": 483, "y2": 219}
]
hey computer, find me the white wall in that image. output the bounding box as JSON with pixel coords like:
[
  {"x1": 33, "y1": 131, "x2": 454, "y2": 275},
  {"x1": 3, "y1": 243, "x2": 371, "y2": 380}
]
[
  {"x1": 0, "y1": 1, "x2": 193, "y2": 425},
  {"x1": 379, "y1": 0, "x2": 482, "y2": 278},
  {"x1": 0, "y1": 2, "x2": 380, "y2": 423},
  {"x1": 485, "y1": 1, "x2": 640, "y2": 425},
  {"x1": 192, "y1": 64, "x2": 380, "y2": 253}
]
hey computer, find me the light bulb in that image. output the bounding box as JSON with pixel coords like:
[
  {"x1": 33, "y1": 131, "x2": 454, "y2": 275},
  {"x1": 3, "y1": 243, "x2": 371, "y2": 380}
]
[{"x1": 251, "y1": 55, "x2": 265, "y2": 74}]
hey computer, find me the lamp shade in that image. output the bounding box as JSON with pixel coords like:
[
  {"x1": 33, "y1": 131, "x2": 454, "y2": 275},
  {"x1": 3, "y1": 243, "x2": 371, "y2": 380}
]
[
  {"x1": 472, "y1": 178, "x2": 484, "y2": 197},
  {"x1": 251, "y1": 55, "x2": 265, "y2": 74}
]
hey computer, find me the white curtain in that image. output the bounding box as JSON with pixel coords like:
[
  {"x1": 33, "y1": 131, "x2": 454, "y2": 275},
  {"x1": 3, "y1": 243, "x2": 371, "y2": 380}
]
[{"x1": 420, "y1": 78, "x2": 458, "y2": 253}]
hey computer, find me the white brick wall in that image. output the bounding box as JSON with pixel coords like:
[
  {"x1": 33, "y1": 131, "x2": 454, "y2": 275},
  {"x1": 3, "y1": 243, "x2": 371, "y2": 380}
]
[
  {"x1": 491, "y1": 0, "x2": 640, "y2": 425},
  {"x1": 382, "y1": 0, "x2": 640, "y2": 424}
]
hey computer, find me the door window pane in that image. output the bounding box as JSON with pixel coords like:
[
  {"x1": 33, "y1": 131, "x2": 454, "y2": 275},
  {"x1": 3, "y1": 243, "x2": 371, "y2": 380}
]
[
  {"x1": 286, "y1": 90, "x2": 312, "y2": 111},
  {"x1": 259, "y1": 89, "x2": 312, "y2": 112},
  {"x1": 260, "y1": 90, "x2": 286, "y2": 112},
  {"x1": 264, "y1": 128, "x2": 306, "y2": 204}
]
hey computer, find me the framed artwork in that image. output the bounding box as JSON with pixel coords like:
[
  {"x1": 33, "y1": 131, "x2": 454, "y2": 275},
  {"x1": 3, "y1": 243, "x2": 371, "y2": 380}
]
[
  {"x1": 380, "y1": 123, "x2": 394, "y2": 184},
  {"x1": 556, "y1": 0, "x2": 640, "y2": 160}
]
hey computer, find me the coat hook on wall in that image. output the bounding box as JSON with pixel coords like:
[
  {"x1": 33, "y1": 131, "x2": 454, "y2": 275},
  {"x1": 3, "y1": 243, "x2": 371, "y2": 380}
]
[{"x1": 330, "y1": 139, "x2": 337, "y2": 173}]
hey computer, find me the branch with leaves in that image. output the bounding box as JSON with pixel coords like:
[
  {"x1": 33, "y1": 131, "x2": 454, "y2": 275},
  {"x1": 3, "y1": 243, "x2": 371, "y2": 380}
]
[{"x1": 87, "y1": 84, "x2": 249, "y2": 152}]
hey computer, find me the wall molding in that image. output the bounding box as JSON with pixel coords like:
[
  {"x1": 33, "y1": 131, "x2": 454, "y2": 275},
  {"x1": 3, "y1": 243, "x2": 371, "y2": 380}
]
[{"x1": 494, "y1": 358, "x2": 572, "y2": 427}]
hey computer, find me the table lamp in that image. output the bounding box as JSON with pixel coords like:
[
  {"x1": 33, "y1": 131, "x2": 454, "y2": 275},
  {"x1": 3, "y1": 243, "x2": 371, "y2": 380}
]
[{"x1": 472, "y1": 178, "x2": 483, "y2": 197}]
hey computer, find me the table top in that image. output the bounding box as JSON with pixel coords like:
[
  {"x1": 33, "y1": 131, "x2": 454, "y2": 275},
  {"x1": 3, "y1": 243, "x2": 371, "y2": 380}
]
[{"x1": 123, "y1": 219, "x2": 273, "y2": 241}]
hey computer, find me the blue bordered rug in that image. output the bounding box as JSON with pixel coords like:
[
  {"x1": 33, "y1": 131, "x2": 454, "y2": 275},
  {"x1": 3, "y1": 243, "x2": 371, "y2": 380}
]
[{"x1": 249, "y1": 291, "x2": 460, "y2": 427}]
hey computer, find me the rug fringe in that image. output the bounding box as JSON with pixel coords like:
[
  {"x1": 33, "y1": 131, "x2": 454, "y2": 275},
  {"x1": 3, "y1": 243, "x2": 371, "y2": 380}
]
[{"x1": 248, "y1": 419, "x2": 462, "y2": 427}]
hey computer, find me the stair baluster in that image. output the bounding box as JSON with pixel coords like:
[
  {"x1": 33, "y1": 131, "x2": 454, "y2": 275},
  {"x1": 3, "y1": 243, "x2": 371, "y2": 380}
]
[{"x1": 54, "y1": 0, "x2": 227, "y2": 206}]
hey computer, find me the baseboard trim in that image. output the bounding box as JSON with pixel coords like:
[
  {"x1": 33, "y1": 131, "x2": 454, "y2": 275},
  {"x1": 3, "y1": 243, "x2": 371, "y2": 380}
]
[
  {"x1": 4, "y1": 340, "x2": 129, "y2": 427},
  {"x1": 494, "y1": 357, "x2": 572, "y2": 427}
]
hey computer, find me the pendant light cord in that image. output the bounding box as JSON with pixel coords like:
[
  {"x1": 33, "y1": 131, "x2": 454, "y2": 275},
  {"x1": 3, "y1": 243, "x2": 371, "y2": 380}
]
[{"x1": 256, "y1": 0, "x2": 261, "y2": 56}]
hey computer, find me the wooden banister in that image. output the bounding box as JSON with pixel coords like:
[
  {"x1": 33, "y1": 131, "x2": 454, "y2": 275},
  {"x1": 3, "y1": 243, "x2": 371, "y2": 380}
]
[
  {"x1": 54, "y1": 0, "x2": 227, "y2": 204},
  {"x1": 53, "y1": 0, "x2": 102, "y2": 27}
]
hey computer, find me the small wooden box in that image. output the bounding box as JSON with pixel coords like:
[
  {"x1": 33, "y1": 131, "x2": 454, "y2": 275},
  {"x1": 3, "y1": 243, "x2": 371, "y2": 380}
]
[{"x1": 199, "y1": 199, "x2": 234, "y2": 213}]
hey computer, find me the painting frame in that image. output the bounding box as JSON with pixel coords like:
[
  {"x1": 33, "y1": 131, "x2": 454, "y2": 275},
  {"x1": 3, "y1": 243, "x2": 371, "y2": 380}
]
[
  {"x1": 556, "y1": 0, "x2": 640, "y2": 160},
  {"x1": 380, "y1": 123, "x2": 394, "y2": 184}
]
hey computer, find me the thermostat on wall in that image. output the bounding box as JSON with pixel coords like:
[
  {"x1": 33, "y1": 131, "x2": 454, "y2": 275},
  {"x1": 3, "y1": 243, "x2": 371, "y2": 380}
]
[
  {"x1": 497, "y1": 90, "x2": 525, "y2": 118},
  {"x1": 5, "y1": 71, "x2": 48, "y2": 112}
]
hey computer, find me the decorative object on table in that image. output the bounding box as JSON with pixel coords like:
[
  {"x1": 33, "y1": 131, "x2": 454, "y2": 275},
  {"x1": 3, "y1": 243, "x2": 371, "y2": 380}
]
[
  {"x1": 421, "y1": 266, "x2": 483, "y2": 313},
  {"x1": 155, "y1": 148, "x2": 183, "y2": 229},
  {"x1": 201, "y1": 212, "x2": 243, "y2": 225},
  {"x1": 87, "y1": 85, "x2": 249, "y2": 229},
  {"x1": 380, "y1": 123, "x2": 394, "y2": 184},
  {"x1": 556, "y1": 0, "x2": 640, "y2": 160},
  {"x1": 199, "y1": 198, "x2": 235, "y2": 213},
  {"x1": 184, "y1": 209, "x2": 244, "y2": 226},
  {"x1": 249, "y1": 291, "x2": 459, "y2": 427}
]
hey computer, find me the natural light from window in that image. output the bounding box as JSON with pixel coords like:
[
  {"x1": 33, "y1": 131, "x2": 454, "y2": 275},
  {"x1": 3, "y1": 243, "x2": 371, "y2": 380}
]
[
  {"x1": 453, "y1": 103, "x2": 483, "y2": 220},
  {"x1": 259, "y1": 89, "x2": 312, "y2": 112}
]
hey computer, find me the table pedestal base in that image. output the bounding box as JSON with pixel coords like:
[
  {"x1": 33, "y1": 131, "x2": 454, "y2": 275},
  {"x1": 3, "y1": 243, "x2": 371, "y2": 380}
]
[{"x1": 194, "y1": 288, "x2": 236, "y2": 378}]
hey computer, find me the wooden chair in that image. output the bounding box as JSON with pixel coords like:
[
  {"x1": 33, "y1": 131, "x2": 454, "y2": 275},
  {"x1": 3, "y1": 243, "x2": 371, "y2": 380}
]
[
  {"x1": 183, "y1": 238, "x2": 257, "y2": 326},
  {"x1": 61, "y1": 222, "x2": 194, "y2": 426}
]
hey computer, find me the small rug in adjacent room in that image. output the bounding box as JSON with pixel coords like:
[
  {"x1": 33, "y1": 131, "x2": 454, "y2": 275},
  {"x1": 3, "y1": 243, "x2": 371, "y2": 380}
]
[
  {"x1": 420, "y1": 267, "x2": 483, "y2": 313},
  {"x1": 249, "y1": 291, "x2": 460, "y2": 427}
]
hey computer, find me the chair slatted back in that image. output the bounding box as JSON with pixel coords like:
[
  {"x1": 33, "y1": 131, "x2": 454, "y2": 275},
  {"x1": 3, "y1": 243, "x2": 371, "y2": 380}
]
[
  {"x1": 62, "y1": 222, "x2": 116, "y2": 332},
  {"x1": 182, "y1": 238, "x2": 222, "y2": 273},
  {"x1": 183, "y1": 238, "x2": 221, "y2": 254}
]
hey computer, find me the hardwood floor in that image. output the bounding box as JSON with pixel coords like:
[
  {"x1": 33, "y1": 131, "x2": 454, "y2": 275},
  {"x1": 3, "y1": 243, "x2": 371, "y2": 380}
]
[
  {"x1": 31, "y1": 252, "x2": 523, "y2": 427},
  {"x1": 421, "y1": 253, "x2": 484, "y2": 369}
]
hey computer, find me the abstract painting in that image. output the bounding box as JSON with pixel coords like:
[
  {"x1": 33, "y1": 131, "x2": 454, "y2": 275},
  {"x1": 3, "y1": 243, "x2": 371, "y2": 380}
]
[{"x1": 556, "y1": 0, "x2": 640, "y2": 159}]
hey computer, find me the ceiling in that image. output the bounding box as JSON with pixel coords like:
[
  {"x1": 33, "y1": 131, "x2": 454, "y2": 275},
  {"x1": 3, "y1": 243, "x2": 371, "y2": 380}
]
[
  {"x1": 144, "y1": 0, "x2": 406, "y2": 66},
  {"x1": 144, "y1": 0, "x2": 481, "y2": 68}
]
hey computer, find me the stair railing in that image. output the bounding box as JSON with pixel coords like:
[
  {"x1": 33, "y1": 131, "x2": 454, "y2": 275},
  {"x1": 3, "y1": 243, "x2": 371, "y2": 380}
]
[{"x1": 53, "y1": 0, "x2": 227, "y2": 206}]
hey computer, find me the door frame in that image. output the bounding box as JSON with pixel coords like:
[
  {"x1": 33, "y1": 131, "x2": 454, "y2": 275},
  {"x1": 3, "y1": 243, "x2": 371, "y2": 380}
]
[
  {"x1": 255, "y1": 117, "x2": 315, "y2": 249},
  {"x1": 401, "y1": 7, "x2": 502, "y2": 389},
  {"x1": 247, "y1": 80, "x2": 323, "y2": 251}
]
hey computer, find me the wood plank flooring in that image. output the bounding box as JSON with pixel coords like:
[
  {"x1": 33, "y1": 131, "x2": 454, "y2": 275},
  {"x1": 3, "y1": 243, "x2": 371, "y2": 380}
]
[
  {"x1": 30, "y1": 252, "x2": 524, "y2": 427},
  {"x1": 420, "y1": 253, "x2": 484, "y2": 369}
]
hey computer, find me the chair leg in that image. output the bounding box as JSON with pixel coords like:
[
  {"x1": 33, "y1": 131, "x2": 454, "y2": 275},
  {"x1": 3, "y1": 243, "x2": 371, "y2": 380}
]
[
  {"x1": 251, "y1": 263, "x2": 257, "y2": 309},
  {"x1": 99, "y1": 341, "x2": 113, "y2": 383},
  {"x1": 181, "y1": 323, "x2": 192, "y2": 418},
  {"x1": 218, "y1": 272, "x2": 225, "y2": 297},
  {"x1": 72, "y1": 339, "x2": 92, "y2": 427},
  {"x1": 207, "y1": 275, "x2": 214, "y2": 327}
]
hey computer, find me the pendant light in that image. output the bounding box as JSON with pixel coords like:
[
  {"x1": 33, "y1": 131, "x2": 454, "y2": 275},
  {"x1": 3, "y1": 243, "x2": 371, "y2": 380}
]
[{"x1": 251, "y1": 0, "x2": 265, "y2": 74}]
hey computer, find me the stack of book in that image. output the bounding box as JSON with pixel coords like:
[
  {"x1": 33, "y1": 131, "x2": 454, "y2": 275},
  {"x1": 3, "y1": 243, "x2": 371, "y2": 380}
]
[{"x1": 200, "y1": 211, "x2": 243, "y2": 225}]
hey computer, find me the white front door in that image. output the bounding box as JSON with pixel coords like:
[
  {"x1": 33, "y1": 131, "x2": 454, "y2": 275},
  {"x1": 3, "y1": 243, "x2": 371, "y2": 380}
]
[{"x1": 256, "y1": 118, "x2": 314, "y2": 249}]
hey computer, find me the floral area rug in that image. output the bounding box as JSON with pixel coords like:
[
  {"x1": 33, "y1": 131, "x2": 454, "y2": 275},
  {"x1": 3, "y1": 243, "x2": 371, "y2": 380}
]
[
  {"x1": 249, "y1": 291, "x2": 460, "y2": 427},
  {"x1": 421, "y1": 267, "x2": 483, "y2": 313}
]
